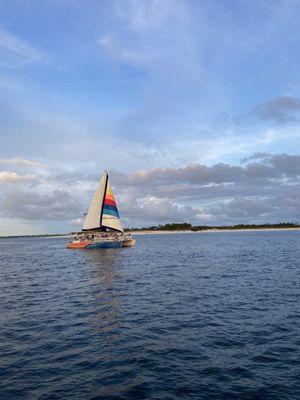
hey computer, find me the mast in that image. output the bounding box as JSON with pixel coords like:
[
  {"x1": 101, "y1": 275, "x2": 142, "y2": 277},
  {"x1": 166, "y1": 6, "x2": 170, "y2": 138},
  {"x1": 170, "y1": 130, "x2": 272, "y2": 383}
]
[{"x1": 99, "y1": 171, "x2": 108, "y2": 229}]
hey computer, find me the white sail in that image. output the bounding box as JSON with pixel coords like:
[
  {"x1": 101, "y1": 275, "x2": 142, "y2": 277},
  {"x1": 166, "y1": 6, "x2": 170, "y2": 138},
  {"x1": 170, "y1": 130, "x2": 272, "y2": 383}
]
[
  {"x1": 101, "y1": 178, "x2": 124, "y2": 232},
  {"x1": 83, "y1": 173, "x2": 106, "y2": 230}
]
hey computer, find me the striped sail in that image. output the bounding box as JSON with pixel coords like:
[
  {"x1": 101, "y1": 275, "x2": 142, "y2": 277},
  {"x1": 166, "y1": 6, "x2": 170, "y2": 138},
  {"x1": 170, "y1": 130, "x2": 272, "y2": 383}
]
[
  {"x1": 101, "y1": 177, "x2": 124, "y2": 232},
  {"x1": 82, "y1": 171, "x2": 123, "y2": 232}
]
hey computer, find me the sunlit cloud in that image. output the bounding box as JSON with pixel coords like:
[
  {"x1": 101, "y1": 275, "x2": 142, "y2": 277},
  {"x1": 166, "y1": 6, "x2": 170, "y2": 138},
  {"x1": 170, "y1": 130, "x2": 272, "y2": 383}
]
[
  {"x1": 0, "y1": 157, "x2": 46, "y2": 168},
  {"x1": 0, "y1": 171, "x2": 38, "y2": 183}
]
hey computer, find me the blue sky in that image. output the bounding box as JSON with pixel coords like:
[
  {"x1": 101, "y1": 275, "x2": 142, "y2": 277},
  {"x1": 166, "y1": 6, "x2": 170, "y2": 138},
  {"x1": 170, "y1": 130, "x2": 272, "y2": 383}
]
[{"x1": 0, "y1": 0, "x2": 300, "y2": 234}]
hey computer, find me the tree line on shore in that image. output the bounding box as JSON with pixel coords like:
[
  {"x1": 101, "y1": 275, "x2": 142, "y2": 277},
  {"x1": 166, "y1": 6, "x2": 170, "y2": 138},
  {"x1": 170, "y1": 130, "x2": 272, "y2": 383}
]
[
  {"x1": 1, "y1": 222, "x2": 299, "y2": 238},
  {"x1": 125, "y1": 222, "x2": 300, "y2": 232}
]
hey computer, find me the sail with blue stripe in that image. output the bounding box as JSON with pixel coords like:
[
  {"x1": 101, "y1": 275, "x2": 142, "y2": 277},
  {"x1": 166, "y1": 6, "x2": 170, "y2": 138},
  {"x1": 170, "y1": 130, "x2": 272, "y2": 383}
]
[
  {"x1": 101, "y1": 175, "x2": 123, "y2": 232},
  {"x1": 83, "y1": 172, "x2": 123, "y2": 232}
]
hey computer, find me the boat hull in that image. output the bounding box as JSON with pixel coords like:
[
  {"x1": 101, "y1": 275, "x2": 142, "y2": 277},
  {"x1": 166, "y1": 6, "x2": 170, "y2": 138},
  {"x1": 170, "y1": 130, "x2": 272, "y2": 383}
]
[
  {"x1": 67, "y1": 240, "x2": 91, "y2": 249},
  {"x1": 67, "y1": 239, "x2": 122, "y2": 249},
  {"x1": 86, "y1": 241, "x2": 122, "y2": 249},
  {"x1": 122, "y1": 238, "x2": 136, "y2": 247}
]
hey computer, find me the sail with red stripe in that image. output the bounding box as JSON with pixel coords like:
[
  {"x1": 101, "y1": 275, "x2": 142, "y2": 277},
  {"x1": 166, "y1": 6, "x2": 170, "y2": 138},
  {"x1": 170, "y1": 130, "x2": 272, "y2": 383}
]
[
  {"x1": 82, "y1": 172, "x2": 123, "y2": 232},
  {"x1": 101, "y1": 177, "x2": 123, "y2": 232}
]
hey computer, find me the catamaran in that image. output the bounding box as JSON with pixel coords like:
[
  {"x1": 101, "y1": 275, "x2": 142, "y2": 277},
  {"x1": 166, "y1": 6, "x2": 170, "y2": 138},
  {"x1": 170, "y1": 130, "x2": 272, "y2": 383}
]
[{"x1": 67, "y1": 171, "x2": 135, "y2": 249}]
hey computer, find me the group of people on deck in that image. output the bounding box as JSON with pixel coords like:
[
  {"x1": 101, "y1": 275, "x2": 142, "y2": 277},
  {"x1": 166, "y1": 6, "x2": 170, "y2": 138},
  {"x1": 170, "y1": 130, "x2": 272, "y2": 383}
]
[{"x1": 74, "y1": 231, "x2": 130, "y2": 242}]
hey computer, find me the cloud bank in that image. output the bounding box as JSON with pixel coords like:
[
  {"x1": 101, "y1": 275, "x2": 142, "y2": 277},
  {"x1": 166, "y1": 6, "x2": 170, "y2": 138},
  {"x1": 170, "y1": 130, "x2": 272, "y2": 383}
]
[
  {"x1": 253, "y1": 96, "x2": 300, "y2": 124},
  {"x1": 0, "y1": 153, "x2": 299, "y2": 233}
]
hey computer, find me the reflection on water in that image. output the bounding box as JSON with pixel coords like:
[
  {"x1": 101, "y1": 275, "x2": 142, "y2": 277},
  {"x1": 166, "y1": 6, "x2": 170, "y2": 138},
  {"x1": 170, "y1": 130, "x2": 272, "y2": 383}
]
[
  {"x1": 84, "y1": 249, "x2": 123, "y2": 336},
  {"x1": 84, "y1": 249, "x2": 121, "y2": 288}
]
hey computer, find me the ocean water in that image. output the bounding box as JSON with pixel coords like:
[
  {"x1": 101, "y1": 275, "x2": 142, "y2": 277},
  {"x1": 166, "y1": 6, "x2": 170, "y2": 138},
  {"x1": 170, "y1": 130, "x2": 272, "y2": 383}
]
[{"x1": 1, "y1": 231, "x2": 300, "y2": 400}]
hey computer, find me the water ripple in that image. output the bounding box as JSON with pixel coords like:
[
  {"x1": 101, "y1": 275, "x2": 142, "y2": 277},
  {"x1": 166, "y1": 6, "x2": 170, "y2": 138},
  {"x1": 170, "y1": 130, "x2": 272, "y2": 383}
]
[{"x1": 0, "y1": 231, "x2": 300, "y2": 399}]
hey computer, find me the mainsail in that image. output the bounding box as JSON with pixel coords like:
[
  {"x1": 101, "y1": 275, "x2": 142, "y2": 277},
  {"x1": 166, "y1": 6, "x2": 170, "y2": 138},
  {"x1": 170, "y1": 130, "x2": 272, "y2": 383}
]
[
  {"x1": 82, "y1": 172, "x2": 123, "y2": 232},
  {"x1": 83, "y1": 174, "x2": 106, "y2": 230}
]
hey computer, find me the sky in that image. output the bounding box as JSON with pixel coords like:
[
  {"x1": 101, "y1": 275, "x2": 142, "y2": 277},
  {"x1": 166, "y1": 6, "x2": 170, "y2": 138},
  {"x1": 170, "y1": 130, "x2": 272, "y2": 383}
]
[{"x1": 0, "y1": 0, "x2": 300, "y2": 235}]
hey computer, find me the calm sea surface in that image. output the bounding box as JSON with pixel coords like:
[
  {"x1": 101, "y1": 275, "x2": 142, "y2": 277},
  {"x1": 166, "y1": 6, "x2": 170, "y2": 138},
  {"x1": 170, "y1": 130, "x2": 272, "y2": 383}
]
[{"x1": 1, "y1": 231, "x2": 300, "y2": 399}]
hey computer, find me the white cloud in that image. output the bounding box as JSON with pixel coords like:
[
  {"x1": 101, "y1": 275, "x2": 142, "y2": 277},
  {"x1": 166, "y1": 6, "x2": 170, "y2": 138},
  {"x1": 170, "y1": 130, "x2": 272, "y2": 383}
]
[
  {"x1": 115, "y1": 0, "x2": 171, "y2": 31},
  {"x1": 0, "y1": 171, "x2": 38, "y2": 183},
  {"x1": 97, "y1": 0, "x2": 202, "y2": 81},
  {"x1": 0, "y1": 25, "x2": 45, "y2": 68},
  {"x1": 120, "y1": 195, "x2": 211, "y2": 226},
  {"x1": 0, "y1": 157, "x2": 46, "y2": 168}
]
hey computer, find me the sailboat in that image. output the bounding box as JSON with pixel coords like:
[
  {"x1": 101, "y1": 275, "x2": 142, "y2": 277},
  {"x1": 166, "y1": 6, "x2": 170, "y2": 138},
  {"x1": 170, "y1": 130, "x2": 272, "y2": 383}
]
[{"x1": 67, "y1": 171, "x2": 135, "y2": 249}]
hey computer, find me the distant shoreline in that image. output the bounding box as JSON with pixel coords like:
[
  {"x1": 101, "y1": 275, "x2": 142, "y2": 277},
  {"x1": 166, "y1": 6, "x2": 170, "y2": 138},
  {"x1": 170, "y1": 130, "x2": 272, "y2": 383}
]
[
  {"x1": 131, "y1": 228, "x2": 300, "y2": 235},
  {"x1": 1, "y1": 227, "x2": 300, "y2": 239}
]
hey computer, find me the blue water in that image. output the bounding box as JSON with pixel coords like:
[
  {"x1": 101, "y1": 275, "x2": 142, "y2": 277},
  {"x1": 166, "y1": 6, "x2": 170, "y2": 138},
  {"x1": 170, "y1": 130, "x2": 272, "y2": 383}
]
[{"x1": 1, "y1": 231, "x2": 300, "y2": 399}]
